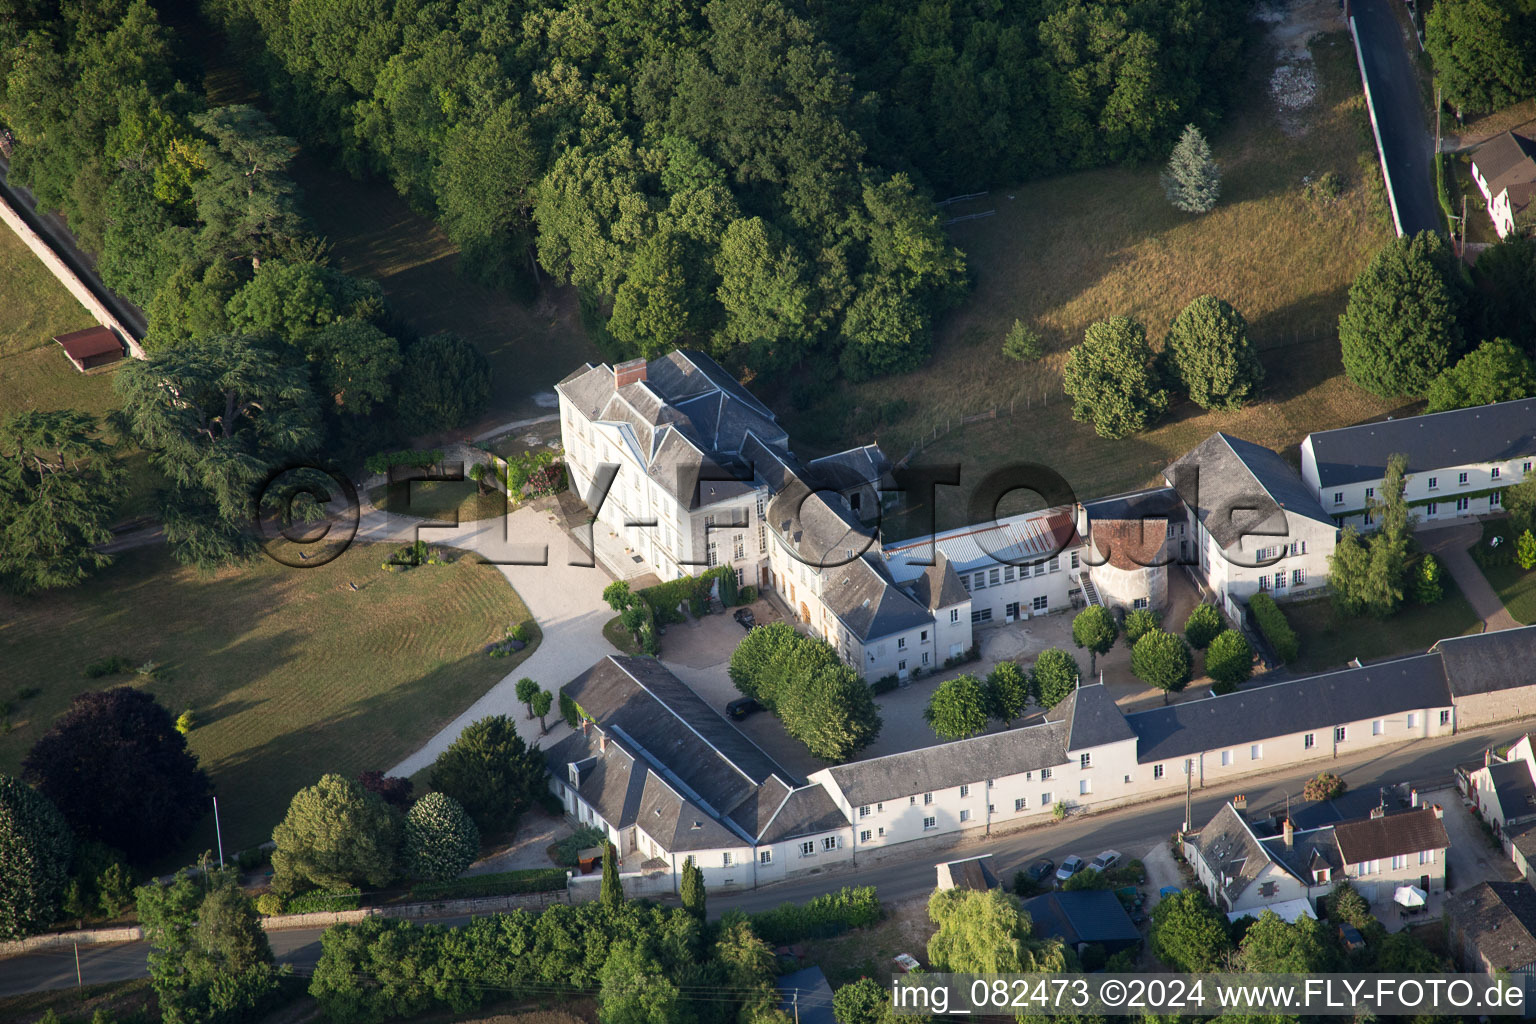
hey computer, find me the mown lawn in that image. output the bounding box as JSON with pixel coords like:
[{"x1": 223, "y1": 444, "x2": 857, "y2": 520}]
[
  {"x1": 1284, "y1": 584, "x2": 1482, "y2": 673},
  {"x1": 0, "y1": 542, "x2": 537, "y2": 856},
  {"x1": 367, "y1": 479, "x2": 511, "y2": 524},
  {"x1": 1482, "y1": 563, "x2": 1536, "y2": 625},
  {"x1": 783, "y1": 31, "x2": 1404, "y2": 534}
]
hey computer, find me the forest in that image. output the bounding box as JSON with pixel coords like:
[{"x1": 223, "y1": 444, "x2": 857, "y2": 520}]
[{"x1": 0, "y1": 0, "x2": 1252, "y2": 384}]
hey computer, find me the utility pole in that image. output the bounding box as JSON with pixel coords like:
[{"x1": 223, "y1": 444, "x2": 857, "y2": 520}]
[
  {"x1": 212, "y1": 796, "x2": 225, "y2": 869},
  {"x1": 1183, "y1": 763, "x2": 1193, "y2": 833},
  {"x1": 74, "y1": 941, "x2": 82, "y2": 992}
]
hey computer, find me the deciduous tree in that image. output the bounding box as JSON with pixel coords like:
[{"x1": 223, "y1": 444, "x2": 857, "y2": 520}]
[
  {"x1": 1426, "y1": 338, "x2": 1536, "y2": 412},
  {"x1": 924, "y1": 675, "x2": 991, "y2": 740},
  {"x1": 1166, "y1": 296, "x2": 1263, "y2": 410},
  {"x1": 1062, "y1": 316, "x2": 1167, "y2": 439},
  {"x1": 515, "y1": 678, "x2": 539, "y2": 719},
  {"x1": 0, "y1": 775, "x2": 72, "y2": 940},
  {"x1": 927, "y1": 887, "x2": 1066, "y2": 974},
  {"x1": 1123, "y1": 607, "x2": 1161, "y2": 647},
  {"x1": 985, "y1": 661, "x2": 1030, "y2": 725},
  {"x1": 1072, "y1": 606, "x2": 1118, "y2": 673},
  {"x1": 1414, "y1": 554, "x2": 1445, "y2": 603},
  {"x1": 1205, "y1": 629, "x2": 1253, "y2": 691},
  {"x1": 1150, "y1": 889, "x2": 1231, "y2": 971},
  {"x1": 1130, "y1": 630, "x2": 1192, "y2": 702},
  {"x1": 1426, "y1": 0, "x2": 1536, "y2": 113},
  {"x1": 1239, "y1": 910, "x2": 1335, "y2": 972},
  {"x1": 1031, "y1": 648, "x2": 1081, "y2": 710},
  {"x1": 1183, "y1": 603, "x2": 1223, "y2": 649},
  {"x1": 395, "y1": 332, "x2": 492, "y2": 436}
]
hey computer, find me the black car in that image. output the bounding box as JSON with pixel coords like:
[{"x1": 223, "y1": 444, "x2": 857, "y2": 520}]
[
  {"x1": 726, "y1": 697, "x2": 763, "y2": 720},
  {"x1": 733, "y1": 608, "x2": 756, "y2": 629},
  {"x1": 1024, "y1": 858, "x2": 1055, "y2": 883}
]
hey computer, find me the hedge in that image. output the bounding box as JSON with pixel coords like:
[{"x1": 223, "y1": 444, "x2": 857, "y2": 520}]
[
  {"x1": 748, "y1": 885, "x2": 880, "y2": 945},
  {"x1": 408, "y1": 868, "x2": 567, "y2": 901},
  {"x1": 285, "y1": 888, "x2": 363, "y2": 913},
  {"x1": 364, "y1": 449, "x2": 443, "y2": 476},
  {"x1": 1247, "y1": 593, "x2": 1298, "y2": 663},
  {"x1": 638, "y1": 567, "x2": 742, "y2": 625}
]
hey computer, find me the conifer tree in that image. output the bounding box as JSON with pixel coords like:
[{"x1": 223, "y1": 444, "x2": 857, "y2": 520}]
[{"x1": 1161, "y1": 125, "x2": 1221, "y2": 213}]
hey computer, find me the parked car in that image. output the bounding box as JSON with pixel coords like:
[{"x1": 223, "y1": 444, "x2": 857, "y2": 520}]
[
  {"x1": 1024, "y1": 858, "x2": 1055, "y2": 883},
  {"x1": 733, "y1": 608, "x2": 756, "y2": 629},
  {"x1": 726, "y1": 697, "x2": 763, "y2": 720},
  {"x1": 1055, "y1": 855, "x2": 1085, "y2": 883},
  {"x1": 1089, "y1": 850, "x2": 1121, "y2": 873}
]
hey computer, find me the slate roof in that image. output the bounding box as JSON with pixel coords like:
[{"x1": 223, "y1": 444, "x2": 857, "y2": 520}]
[
  {"x1": 1165, "y1": 433, "x2": 1332, "y2": 549},
  {"x1": 1304, "y1": 399, "x2": 1536, "y2": 489},
  {"x1": 824, "y1": 719, "x2": 1069, "y2": 807},
  {"x1": 758, "y1": 785, "x2": 850, "y2": 844},
  {"x1": 883, "y1": 507, "x2": 1079, "y2": 578},
  {"x1": 776, "y1": 967, "x2": 836, "y2": 1024},
  {"x1": 1432, "y1": 625, "x2": 1536, "y2": 697},
  {"x1": 807, "y1": 444, "x2": 892, "y2": 490},
  {"x1": 1332, "y1": 807, "x2": 1449, "y2": 864},
  {"x1": 1127, "y1": 651, "x2": 1454, "y2": 764},
  {"x1": 938, "y1": 855, "x2": 1000, "y2": 891},
  {"x1": 1045, "y1": 682, "x2": 1135, "y2": 751},
  {"x1": 1449, "y1": 882, "x2": 1536, "y2": 972},
  {"x1": 1488, "y1": 760, "x2": 1536, "y2": 822},
  {"x1": 1080, "y1": 486, "x2": 1184, "y2": 523},
  {"x1": 900, "y1": 552, "x2": 971, "y2": 612},
  {"x1": 1190, "y1": 802, "x2": 1280, "y2": 905},
  {"x1": 820, "y1": 556, "x2": 933, "y2": 642},
  {"x1": 1474, "y1": 132, "x2": 1536, "y2": 196},
  {"x1": 1021, "y1": 891, "x2": 1141, "y2": 947}
]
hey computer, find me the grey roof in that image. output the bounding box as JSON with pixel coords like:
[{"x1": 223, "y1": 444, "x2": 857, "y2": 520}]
[
  {"x1": 1333, "y1": 807, "x2": 1449, "y2": 863},
  {"x1": 758, "y1": 785, "x2": 850, "y2": 844},
  {"x1": 1021, "y1": 891, "x2": 1141, "y2": 947},
  {"x1": 1127, "y1": 652, "x2": 1454, "y2": 764},
  {"x1": 883, "y1": 507, "x2": 1078, "y2": 578},
  {"x1": 1474, "y1": 132, "x2": 1536, "y2": 195},
  {"x1": 901, "y1": 552, "x2": 971, "y2": 612},
  {"x1": 1433, "y1": 625, "x2": 1536, "y2": 697},
  {"x1": 1489, "y1": 761, "x2": 1536, "y2": 822},
  {"x1": 1304, "y1": 399, "x2": 1536, "y2": 489},
  {"x1": 939, "y1": 855, "x2": 1000, "y2": 891},
  {"x1": 776, "y1": 967, "x2": 836, "y2": 1024},
  {"x1": 1165, "y1": 433, "x2": 1332, "y2": 549},
  {"x1": 1261, "y1": 827, "x2": 1342, "y2": 881},
  {"x1": 821, "y1": 556, "x2": 933, "y2": 643},
  {"x1": 1190, "y1": 802, "x2": 1281, "y2": 904},
  {"x1": 1045, "y1": 682, "x2": 1136, "y2": 752},
  {"x1": 824, "y1": 719, "x2": 1068, "y2": 807},
  {"x1": 1081, "y1": 486, "x2": 1185, "y2": 522},
  {"x1": 807, "y1": 444, "x2": 893, "y2": 490},
  {"x1": 1449, "y1": 882, "x2": 1536, "y2": 972}
]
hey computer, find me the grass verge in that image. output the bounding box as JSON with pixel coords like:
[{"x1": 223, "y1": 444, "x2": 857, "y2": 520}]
[
  {"x1": 0, "y1": 541, "x2": 536, "y2": 856},
  {"x1": 602, "y1": 614, "x2": 641, "y2": 656},
  {"x1": 1284, "y1": 583, "x2": 1482, "y2": 673},
  {"x1": 1481, "y1": 563, "x2": 1536, "y2": 625},
  {"x1": 367, "y1": 480, "x2": 510, "y2": 524}
]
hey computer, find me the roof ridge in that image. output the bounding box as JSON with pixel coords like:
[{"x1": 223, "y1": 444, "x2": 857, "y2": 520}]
[
  {"x1": 826, "y1": 717, "x2": 1066, "y2": 774},
  {"x1": 1308, "y1": 397, "x2": 1536, "y2": 439}
]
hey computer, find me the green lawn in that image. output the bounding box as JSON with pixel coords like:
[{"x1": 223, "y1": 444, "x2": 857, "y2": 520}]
[
  {"x1": 367, "y1": 479, "x2": 510, "y2": 524},
  {"x1": 781, "y1": 31, "x2": 1403, "y2": 534},
  {"x1": 0, "y1": 542, "x2": 538, "y2": 857},
  {"x1": 1482, "y1": 563, "x2": 1536, "y2": 625},
  {"x1": 1284, "y1": 584, "x2": 1482, "y2": 673}
]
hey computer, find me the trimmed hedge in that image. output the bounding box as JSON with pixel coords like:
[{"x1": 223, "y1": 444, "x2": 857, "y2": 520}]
[
  {"x1": 408, "y1": 867, "x2": 567, "y2": 900},
  {"x1": 285, "y1": 888, "x2": 363, "y2": 913},
  {"x1": 1248, "y1": 593, "x2": 1298, "y2": 663},
  {"x1": 748, "y1": 885, "x2": 880, "y2": 945}
]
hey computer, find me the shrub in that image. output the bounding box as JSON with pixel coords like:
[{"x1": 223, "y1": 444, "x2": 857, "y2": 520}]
[
  {"x1": 554, "y1": 825, "x2": 608, "y2": 867},
  {"x1": 1003, "y1": 319, "x2": 1045, "y2": 361},
  {"x1": 1183, "y1": 603, "x2": 1223, "y2": 649},
  {"x1": 283, "y1": 888, "x2": 363, "y2": 914},
  {"x1": 82, "y1": 655, "x2": 134, "y2": 678},
  {"x1": 1304, "y1": 771, "x2": 1347, "y2": 801},
  {"x1": 409, "y1": 868, "x2": 566, "y2": 900},
  {"x1": 429, "y1": 715, "x2": 548, "y2": 835},
  {"x1": 748, "y1": 886, "x2": 880, "y2": 945},
  {"x1": 403, "y1": 793, "x2": 481, "y2": 882},
  {"x1": 255, "y1": 893, "x2": 284, "y2": 916},
  {"x1": 1248, "y1": 593, "x2": 1298, "y2": 663},
  {"x1": 738, "y1": 585, "x2": 758, "y2": 604},
  {"x1": 174, "y1": 708, "x2": 196, "y2": 734},
  {"x1": 1053, "y1": 801, "x2": 1068, "y2": 820},
  {"x1": 870, "y1": 674, "x2": 900, "y2": 695}
]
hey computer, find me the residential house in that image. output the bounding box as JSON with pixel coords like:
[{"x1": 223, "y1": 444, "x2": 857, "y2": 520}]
[
  {"x1": 1448, "y1": 882, "x2": 1536, "y2": 1001},
  {"x1": 1185, "y1": 801, "x2": 1313, "y2": 916},
  {"x1": 1471, "y1": 131, "x2": 1536, "y2": 239},
  {"x1": 1165, "y1": 433, "x2": 1335, "y2": 612},
  {"x1": 1468, "y1": 734, "x2": 1536, "y2": 878},
  {"x1": 1330, "y1": 806, "x2": 1450, "y2": 901},
  {"x1": 1020, "y1": 891, "x2": 1141, "y2": 954},
  {"x1": 546, "y1": 655, "x2": 852, "y2": 891},
  {"x1": 1435, "y1": 623, "x2": 1536, "y2": 728},
  {"x1": 1299, "y1": 398, "x2": 1536, "y2": 531}
]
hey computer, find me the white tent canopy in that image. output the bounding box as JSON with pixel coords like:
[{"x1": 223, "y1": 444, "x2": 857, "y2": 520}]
[
  {"x1": 1227, "y1": 899, "x2": 1318, "y2": 924},
  {"x1": 1394, "y1": 885, "x2": 1427, "y2": 907}
]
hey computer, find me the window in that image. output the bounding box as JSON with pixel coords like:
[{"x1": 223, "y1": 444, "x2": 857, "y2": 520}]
[
  {"x1": 1457, "y1": 497, "x2": 1470, "y2": 512},
  {"x1": 1049, "y1": 555, "x2": 1060, "y2": 572},
  {"x1": 706, "y1": 541, "x2": 718, "y2": 567},
  {"x1": 1250, "y1": 744, "x2": 1262, "y2": 760},
  {"x1": 1006, "y1": 602, "x2": 1020, "y2": 620},
  {"x1": 1358, "y1": 859, "x2": 1374, "y2": 876},
  {"x1": 1392, "y1": 854, "x2": 1407, "y2": 870},
  {"x1": 1365, "y1": 487, "x2": 1374, "y2": 499},
  {"x1": 1526, "y1": 462, "x2": 1532, "y2": 474},
  {"x1": 1015, "y1": 798, "x2": 1027, "y2": 811},
  {"x1": 910, "y1": 796, "x2": 917, "y2": 806},
  {"x1": 1426, "y1": 501, "x2": 1438, "y2": 515},
  {"x1": 989, "y1": 568, "x2": 1001, "y2": 586},
  {"x1": 897, "y1": 638, "x2": 906, "y2": 651},
  {"x1": 822, "y1": 836, "x2": 838, "y2": 852},
  {"x1": 1041, "y1": 792, "x2": 1053, "y2": 806},
  {"x1": 1258, "y1": 575, "x2": 1270, "y2": 592},
  {"x1": 1132, "y1": 597, "x2": 1149, "y2": 609},
  {"x1": 920, "y1": 630, "x2": 929, "y2": 643},
  {"x1": 922, "y1": 652, "x2": 930, "y2": 666},
  {"x1": 960, "y1": 809, "x2": 972, "y2": 823},
  {"x1": 1274, "y1": 571, "x2": 1287, "y2": 590},
  {"x1": 860, "y1": 829, "x2": 872, "y2": 843},
  {"x1": 723, "y1": 852, "x2": 733, "y2": 866},
  {"x1": 1420, "y1": 849, "x2": 1433, "y2": 865},
  {"x1": 1459, "y1": 472, "x2": 1469, "y2": 485},
  {"x1": 1079, "y1": 779, "x2": 1092, "y2": 795},
  {"x1": 1154, "y1": 764, "x2": 1165, "y2": 780},
  {"x1": 759, "y1": 849, "x2": 772, "y2": 864},
  {"x1": 950, "y1": 609, "x2": 960, "y2": 623},
  {"x1": 800, "y1": 841, "x2": 815, "y2": 857},
  {"x1": 1032, "y1": 595, "x2": 1048, "y2": 611},
  {"x1": 923, "y1": 816, "x2": 937, "y2": 830},
  {"x1": 733, "y1": 535, "x2": 745, "y2": 559},
  {"x1": 971, "y1": 608, "x2": 993, "y2": 624},
  {"x1": 960, "y1": 785, "x2": 970, "y2": 798},
  {"x1": 1221, "y1": 750, "x2": 1232, "y2": 766},
  {"x1": 1440, "y1": 710, "x2": 1452, "y2": 726},
  {"x1": 1493, "y1": 467, "x2": 1502, "y2": 479},
  {"x1": 1289, "y1": 541, "x2": 1306, "y2": 556},
  {"x1": 859, "y1": 805, "x2": 870, "y2": 818},
  {"x1": 1041, "y1": 768, "x2": 1053, "y2": 780},
  {"x1": 1304, "y1": 733, "x2": 1315, "y2": 749},
  {"x1": 973, "y1": 572, "x2": 987, "y2": 590},
  {"x1": 878, "y1": 827, "x2": 885, "y2": 837},
  {"x1": 898, "y1": 660, "x2": 907, "y2": 672},
  {"x1": 1335, "y1": 726, "x2": 1347, "y2": 742},
  {"x1": 1407, "y1": 713, "x2": 1417, "y2": 728},
  {"x1": 924, "y1": 792, "x2": 933, "y2": 805},
  {"x1": 960, "y1": 575, "x2": 971, "y2": 592},
  {"x1": 1123, "y1": 774, "x2": 1132, "y2": 784},
  {"x1": 1035, "y1": 562, "x2": 1048, "y2": 577},
  {"x1": 1292, "y1": 569, "x2": 1306, "y2": 586},
  {"x1": 1070, "y1": 551, "x2": 1081, "y2": 569},
  {"x1": 1333, "y1": 492, "x2": 1344, "y2": 505},
  {"x1": 1428, "y1": 476, "x2": 1438, "y2": 490},
  {"x1": 1004, "y1": 565, "x2": 1016, "y2": 583},
  {"x1": 705, "y1": 514, "x2": 716, "y2": 528},
  {"x1": 1372, "y1": 719, "x2": 1383, "y2": 736},
  {"x1": 1080, "y1": 753, "x2": 1092, "y2": 769}
]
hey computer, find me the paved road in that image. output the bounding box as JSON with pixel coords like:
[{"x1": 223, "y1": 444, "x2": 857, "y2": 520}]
[
  {"x1": 4, "y1": 718, "x2": 1523, "y2": 998},
  {"x1": 1351, "y1": 0, "x2": 1441, "y2": 236},
  {"x1": 1421, "y1": 520, "x2": 1521, "y2": 632}
]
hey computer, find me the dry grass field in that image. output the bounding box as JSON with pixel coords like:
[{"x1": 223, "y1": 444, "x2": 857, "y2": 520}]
[
  {"x1": 781, "y1": 29, "x2": 1406, "y2": 534},
  {"x1": 0, "y1": 541, "x2": 536, "y2": 854}
]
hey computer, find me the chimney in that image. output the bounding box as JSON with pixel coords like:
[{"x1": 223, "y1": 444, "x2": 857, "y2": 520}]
[
  {"x1": 1411, "y1": 787, "x2": 1419, "y2": 808},
  {"x1": 599, "y1": 733, "x2": 608, "y2": 753},
  {"x1": 581, "y1": 718, "x2": 591, "y2": 737},
  {"x1": 614, "y1": 357, "x2": 648, "y2": 388},
  {"x1": 1487, "y1": 748, "x2": 1494, "y2": 768},
  {"x1": 1233, "y1": 794, "x2": 1247, "y2": 814},
  {"x1": 1370, "y1": 805, "x2": 1386, "y2": 819},
  {"x1": 1282, "y1": 816, "x2": 1294, "y2": 850},
  {"x1": 1431, "y1": 803, "x2": 1444, "y2": 819}
]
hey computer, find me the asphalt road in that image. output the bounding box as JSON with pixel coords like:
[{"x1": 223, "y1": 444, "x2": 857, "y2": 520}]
[
  {"x1": 1, "y1": 720, "x2": 1521, "y2": 999},
  {"x1": 1350, "y1": 0, "x2": 1441, "y2": 236}
]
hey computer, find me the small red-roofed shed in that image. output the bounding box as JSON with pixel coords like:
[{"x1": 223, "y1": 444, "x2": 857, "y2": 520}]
[{"x1": 53, "y1": 326, "x2": 124, "y2": 372}]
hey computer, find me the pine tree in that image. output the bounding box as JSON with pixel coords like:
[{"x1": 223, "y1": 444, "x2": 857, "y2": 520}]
[{"x1": 1160, "y1": 124, "x2": 1221, "y2": 214}]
